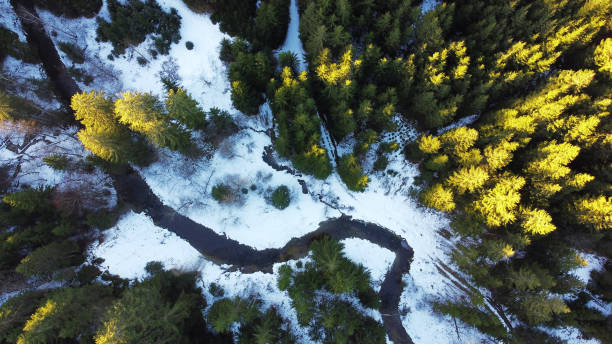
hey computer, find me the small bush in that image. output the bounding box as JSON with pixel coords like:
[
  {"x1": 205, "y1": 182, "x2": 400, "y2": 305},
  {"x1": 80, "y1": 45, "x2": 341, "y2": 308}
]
[
  {"x1": 145, "y1": 261, "x2": 164, "y2": 275},
  {"x1": 86, "y1": 210, "x2": 118, "y2": 230},
  {"x1": 271, "y1": 185, "x2": 290, "y2": 209},
  {"x1": 277, "y1": 264, "x2": 293, "y2": 290},
  {"x1": 208, "y1": 283, "x2": 224, "y2": 297},
  {"x1": 211, "y1": 183, "x2": 234, "y2": 203},
  {"x1": 58, "y1": 41, "x2": 85, "y2": 64},
  {"x1": 373, "y1": 156, "x2": 388, "y2": 171},
  {"x1": 337, "y1": 154, "x2": 369, "y2": 192},
  {"x1": 43, "y1": 154, "x2": 71, "y2": 171},
  {"x1": 207, "y1": 108, "x2": 237, "y2": 139},
  {"x1": 136, "y1": 56, "x2": 148, "y2": 66},
  {"x1": 185, "y1": 41, "x2": 194, "y2": 50}
]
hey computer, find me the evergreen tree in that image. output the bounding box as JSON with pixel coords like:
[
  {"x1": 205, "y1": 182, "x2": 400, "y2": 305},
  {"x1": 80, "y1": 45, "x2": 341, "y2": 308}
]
[
  {"x1": 115, "y1": 91, "x2": 192, "y2": 153},
  {"x1": 165, "y1": 88, "x2": 206, "y2": 130},
  {"x1": 95, "y1": 269, "x2": 209, "y2": 343},
  {"x1": 71, "y1": 91, "x2": 139, "y2": 163},
  {"x1": 18, "y1": 285, "x2": 113, "y2": 343},
  {"x1": 337, "y1": 154, "x2": 369, "y2": 191},
  {"x1": 472, "y1": 175, "x2": 525, "y2": 227},
  {"x1": 446, "y1": 166, "x2": 489, "y2": 194},
  {"x1": 421, "y1": 183, "x2": 455, "y2": 213},
  {"x1": 16, "y1": 241, "x2": 83, "y2": 279}
]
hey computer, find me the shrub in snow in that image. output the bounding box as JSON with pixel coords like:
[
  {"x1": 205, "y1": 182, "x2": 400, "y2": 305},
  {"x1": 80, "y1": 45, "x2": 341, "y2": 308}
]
[
  {"x1": 185, "y1": 41, "x2": 194, "y2": 50},
  {"x1": 211, "y1": 183, "x2": 234, "y2": 203},
  {"x1": 271, "y1": 185, "x2": 290, "y2": 209},
  {"x1": 277, "y1": 265, "x2": 292, "y2": 290},
  {"x1": 136, "y1": 57, "x2": 148, "y2": 66},
  {"x1": 58, "y1": 41, "x2": 85, "y2": 64},
  {"x1": 208, "y1": 283, "x2": 224, "y2": 297},
  {"x1": 373, "y1": 155, "x2": 388, "y2": 171},
  {"x1": 43, "y1": 154, "x2": 71, "y2": 171},
  {"x1": 206, "y1": 108, "x2": 238, "y2": 145}
]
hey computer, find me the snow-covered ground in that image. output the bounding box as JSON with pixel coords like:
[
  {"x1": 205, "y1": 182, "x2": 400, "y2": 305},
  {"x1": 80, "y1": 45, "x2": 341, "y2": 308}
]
[{"x1": 35, "y1": 0, "x2": 233, "y2": 111}]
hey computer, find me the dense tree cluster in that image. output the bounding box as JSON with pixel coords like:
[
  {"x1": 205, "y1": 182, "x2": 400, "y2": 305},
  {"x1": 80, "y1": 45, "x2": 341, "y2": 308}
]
[
  {"x1": 269, "y1": 58, "x2": 332, "y2": 178},
  {"x1": 0, "y1": 261, "x2": 230, "y2": 344},
  {"x1": 32, "y1": 0, "x2": 102, "y2": 18},
  {"x1": 71, "y1": 89, "x2": 210, "y2": 163},
  {"x1": 96, "y1": 0, "x2": 181, "y2": 56},
  {"x1": 277, "y1": 237, "x2": 385, "y2": 343},
  {"x1": 183, "y1": 0, "x2": 290, "y2": 51},
  {"x1": 411, "y1": 1, "x2": 612, "y2": 340}
]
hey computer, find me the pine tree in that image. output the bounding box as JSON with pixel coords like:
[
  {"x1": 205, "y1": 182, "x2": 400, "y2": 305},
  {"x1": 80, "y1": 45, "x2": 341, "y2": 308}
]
[
  {"x1": 524, "y1": 141, "x2": 580, "y2": 181},
  {"x1": 18, "y1": 285, "x2": 112, "y2": 343},
  {"x1": 337, "y1": 154, "x2": 369, "y2": 191},
  {"x1": 115, "y1": 91, "x2": 192, "y2": 152},
  {"x1": 95, "y1": 270, "x2": 208, "y2": 343},
  {"x1": 520, "y1": 207, "x2": 556, "y2": 235},
  {"x1": 421, "y1": 183, "x2": 455, "y2": 212},
  {"x1": 593, "y1": 38, "x2": 612, "y2": 78},
  {"x1": 573, "y1": 196, "x2": 612, "y2": 231},
  {"x1": 417, "y1": 134, "x2": 441, "y2": 154},
  {"x1": 16, "y1": 241, "x2": 82, "y2": 279},
  {"x1": 446, "y1": 166, "x2": 489, "y2": 194},
  {"x1": 165, "y1": 88, "x2": 206, "y2": 130},
  {"x1": 439, "y1": 126, "x2": 478, "y2": 156},
  {"x1": 483, "y1": 140, "x2": 519, "y2": 171},
  {"x1": 472, "y1": 175, "x2": 525, "y2": 227},
  {"x1": 0, "y1": 290, "x2": 46, "y2": 343},
  {"x1": 520, "y1": 293, "x2": 569, "y2": 325},
  {"x1": 71, "y1": 91, "x2": 137, "y2": 163}
]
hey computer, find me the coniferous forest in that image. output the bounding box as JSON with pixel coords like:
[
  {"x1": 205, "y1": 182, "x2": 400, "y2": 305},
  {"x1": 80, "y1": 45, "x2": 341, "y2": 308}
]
[{"x1": 0, "y1": 0, "x2": 611, "y2": 343}]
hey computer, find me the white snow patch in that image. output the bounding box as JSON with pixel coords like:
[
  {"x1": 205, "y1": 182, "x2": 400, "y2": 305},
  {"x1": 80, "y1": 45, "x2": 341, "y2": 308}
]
[
  {"x1": 36, "y1": 0, "x2": 233, "y2": 111},
  {"x1": 421, "y1": 0, "x2": 439, "y2": 14},
  {"x1": 341, "y1": 237, "x2": 395, "y2": 290},
  {"x1": 139, "y1": 129, "x2": 339, "y2": 249},
  {"x1": 91, "y1": 210, "x2": 202, "y2": 280},
  {"x1": 541, "y1": 326, "x2": 601, "y2": 344},
  {"x1": 277, "y1": 0, "x2": 307, "y2": 72}
]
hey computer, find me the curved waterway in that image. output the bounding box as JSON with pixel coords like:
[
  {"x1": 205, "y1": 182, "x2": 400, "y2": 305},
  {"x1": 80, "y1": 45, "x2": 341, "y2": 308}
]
[{"x1": 111, "y1": 166, "x2": 414, "y2": 344}]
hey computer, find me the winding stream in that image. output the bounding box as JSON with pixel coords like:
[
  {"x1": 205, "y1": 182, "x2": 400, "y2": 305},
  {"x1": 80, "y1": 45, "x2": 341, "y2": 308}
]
[{"x1": 12, "y1": 2, "x2": 415, "y2": 343}]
